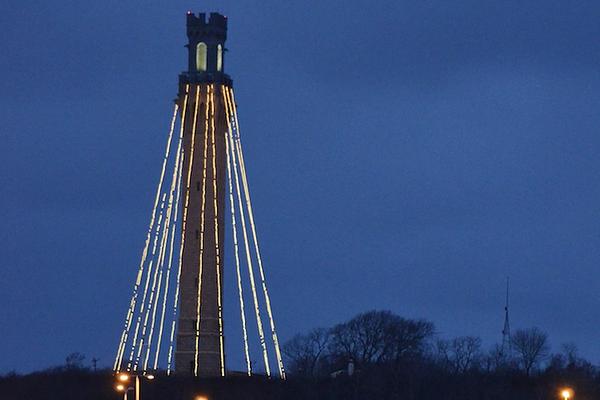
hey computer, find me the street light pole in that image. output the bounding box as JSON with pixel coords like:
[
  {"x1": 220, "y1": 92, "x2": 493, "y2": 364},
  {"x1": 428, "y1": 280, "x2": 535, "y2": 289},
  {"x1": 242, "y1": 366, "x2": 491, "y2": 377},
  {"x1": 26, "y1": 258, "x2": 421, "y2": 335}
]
[
  {"x1": 124, "y1": 387, "x2": 134, "y2": 400},
  {"x1": 136, "y1": 375, "x2": 140, "y2": 400},
  {"x1": 115, "y1": 372, "x2": 154, "y2": 400}
]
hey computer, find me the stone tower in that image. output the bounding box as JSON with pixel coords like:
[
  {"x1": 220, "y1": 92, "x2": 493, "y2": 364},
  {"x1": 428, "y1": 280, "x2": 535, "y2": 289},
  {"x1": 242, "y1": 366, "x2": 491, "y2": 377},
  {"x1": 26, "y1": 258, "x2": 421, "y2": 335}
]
[{"x1": 174, "y1": 11, "x2": 231, "y2": 377}]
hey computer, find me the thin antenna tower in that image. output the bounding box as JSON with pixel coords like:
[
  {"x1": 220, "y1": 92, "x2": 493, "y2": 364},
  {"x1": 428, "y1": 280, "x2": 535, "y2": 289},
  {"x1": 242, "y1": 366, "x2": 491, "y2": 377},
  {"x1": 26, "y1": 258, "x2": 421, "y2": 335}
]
[
  {"x1": 501, "y1": 277, "x2": 511, "y2": 357},
  {"x1": 91, "y1": 357, "x2": 99, "y2": 372}
]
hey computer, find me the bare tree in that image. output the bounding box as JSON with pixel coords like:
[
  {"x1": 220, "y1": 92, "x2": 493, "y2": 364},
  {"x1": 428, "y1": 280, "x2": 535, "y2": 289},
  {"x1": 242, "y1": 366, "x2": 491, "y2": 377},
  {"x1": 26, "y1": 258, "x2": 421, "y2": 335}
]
[
  {"x1": 561, "y1": 342, "x2": 579, "y2": 366},
  {"x1": 328, "y1": 310, "x2": 434, "y2": 367},
  {"x1": 328, "y1": 310, "x2": 390, "y2": 365},
  {"x1": 482, "y1": 344, "x2": 504, "y2": 372},
  {"x1": 283, "y1": 328, "x2": 330, "y2": 377},
  {"x1": 384, "y1": 316, "x2": 434, "y2": 364},
  {"x1": 437, "y1": 336, "x2": 482, "y2": 374},
  {"x1": 65, "y1": 352, "x2": 86, "y2": 370},
  {"x1": 511, "y1": 327, "x2": 549, "y2": 376}
]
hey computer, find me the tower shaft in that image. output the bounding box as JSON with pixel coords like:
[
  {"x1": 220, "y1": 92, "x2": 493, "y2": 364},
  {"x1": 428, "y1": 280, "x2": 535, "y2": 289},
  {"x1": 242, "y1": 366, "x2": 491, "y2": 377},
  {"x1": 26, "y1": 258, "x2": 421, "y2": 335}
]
[{"x1": 175, "y1": 83, "x2": 229, "y2": 376}]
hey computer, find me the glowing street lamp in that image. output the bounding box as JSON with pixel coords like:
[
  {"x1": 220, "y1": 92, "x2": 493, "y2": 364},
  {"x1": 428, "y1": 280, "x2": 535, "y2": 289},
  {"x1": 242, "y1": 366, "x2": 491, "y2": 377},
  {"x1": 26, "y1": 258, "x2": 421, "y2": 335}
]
[
  {"x1": 195, "y1": 396, "x2": 209, "y2": 400},
  {"x1": 115, "y1": 382, "x2": 134, "y2": 400},
  {"x1": 560, "y1": 388, "x2": 574, "y2": 400},
  {"x1": 114, "y1": 372, "x2": 155, "y2": 400}
]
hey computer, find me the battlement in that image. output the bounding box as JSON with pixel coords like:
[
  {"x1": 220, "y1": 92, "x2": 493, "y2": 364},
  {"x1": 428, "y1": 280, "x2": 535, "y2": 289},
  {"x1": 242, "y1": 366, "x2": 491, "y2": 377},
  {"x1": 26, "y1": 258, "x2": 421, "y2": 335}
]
[
  {"x1": 186, "y1": 12, "x2": 227, "y2": 38},
  {"x1": 182, "y1": 11, "x2": 231, "y2": 85}
]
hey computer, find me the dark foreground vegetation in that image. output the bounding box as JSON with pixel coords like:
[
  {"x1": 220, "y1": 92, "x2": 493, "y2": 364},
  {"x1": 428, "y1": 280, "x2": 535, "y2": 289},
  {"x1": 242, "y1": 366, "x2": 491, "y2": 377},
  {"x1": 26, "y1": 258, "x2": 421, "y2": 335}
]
[{"x1": 2, "y1": 310, "x2": 598, "y2": 400}]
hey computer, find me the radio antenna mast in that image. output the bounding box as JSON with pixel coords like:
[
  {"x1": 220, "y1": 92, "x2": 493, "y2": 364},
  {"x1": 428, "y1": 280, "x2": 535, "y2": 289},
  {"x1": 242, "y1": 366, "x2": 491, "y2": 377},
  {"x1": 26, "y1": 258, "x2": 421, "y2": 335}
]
[{"x1": 501, "y1": 277, "x2": 511, "y2": 357}]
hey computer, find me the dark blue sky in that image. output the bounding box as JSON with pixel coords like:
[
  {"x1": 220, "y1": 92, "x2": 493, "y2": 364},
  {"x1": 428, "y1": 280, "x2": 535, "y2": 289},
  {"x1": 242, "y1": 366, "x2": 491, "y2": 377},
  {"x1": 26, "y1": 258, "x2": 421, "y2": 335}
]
[{"x1": 1, "y1": 1, "x2": 600, "y2": 373}]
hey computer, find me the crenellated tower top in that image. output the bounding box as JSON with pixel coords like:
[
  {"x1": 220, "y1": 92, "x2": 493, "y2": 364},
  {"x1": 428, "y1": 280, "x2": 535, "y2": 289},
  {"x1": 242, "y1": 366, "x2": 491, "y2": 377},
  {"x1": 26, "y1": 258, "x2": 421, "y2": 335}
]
[{"x1": 180, "y1": 11, "x2": 231, "y2": 87}]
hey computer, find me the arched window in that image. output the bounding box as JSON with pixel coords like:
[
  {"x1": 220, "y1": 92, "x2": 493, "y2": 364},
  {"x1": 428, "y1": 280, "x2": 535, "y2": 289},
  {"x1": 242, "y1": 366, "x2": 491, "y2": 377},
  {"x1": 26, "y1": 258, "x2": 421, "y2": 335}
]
[
  {"x1": 196, "y1": 42, "x2": 207, "y2": 72},
  {"x1": 217, "y1": 44, "x2": 223, "y2": 72}
]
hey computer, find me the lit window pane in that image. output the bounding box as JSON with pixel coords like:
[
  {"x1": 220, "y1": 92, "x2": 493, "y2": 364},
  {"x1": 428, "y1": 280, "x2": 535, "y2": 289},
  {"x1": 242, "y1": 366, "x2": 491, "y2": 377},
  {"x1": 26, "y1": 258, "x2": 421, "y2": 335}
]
[
  {"x1": 217, "y1": 44, "x2": 223, "y2": 72},
  {"x1": 196, "y1": 42, "x2": 207, "y2": 71}
]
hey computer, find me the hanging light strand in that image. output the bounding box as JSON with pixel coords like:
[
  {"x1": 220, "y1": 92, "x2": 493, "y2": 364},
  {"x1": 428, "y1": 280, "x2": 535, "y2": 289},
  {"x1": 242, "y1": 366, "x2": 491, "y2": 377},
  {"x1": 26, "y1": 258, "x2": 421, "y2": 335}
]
[
  {"x1": 114, "y1": 102, "x2": 180, "y2": 372},
  {"x1": 229, "y1": 87, "x2": 286, "y2": 379},
  {"x1": 194, "y1": 84, "x2": 210, "y2": 376},
  {"x1": 224, "y1": 87, "x2": 271, "y2": 377},
  {"x1": 174, "y1": 84, "x2": 202, "y2": 376},
  {"x1": 128, "y1": 191, "x2": 167, "y2": 370},
  {"x1": 222, "y1": 85, "x2": 251, "y2": 376},
  {"x1": 136, "y1": 187, "x2": 172, "y2": 370},
  {"x1": 142, "y1": 107, "x2": 187, "y2": 371},
  {"x1": 166, "y1": 85, "x2": 194, "y2": 374},
  {"x1": 153, "y1": 143, "x2": 185, "y2": 370},
  {"x1": 211, "y1": 85, "x2": 226, "y2": 376}
]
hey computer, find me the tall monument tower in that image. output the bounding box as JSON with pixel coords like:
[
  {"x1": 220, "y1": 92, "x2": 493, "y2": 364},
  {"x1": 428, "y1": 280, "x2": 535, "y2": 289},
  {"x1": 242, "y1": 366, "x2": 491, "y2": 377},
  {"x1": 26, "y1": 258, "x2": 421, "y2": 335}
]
[
  {"x1": 175, "y1": 12, "x2": 231, "y2": 377},
  {"x1": 113, "y1": 11, "x2": 286, "y2": 380}
]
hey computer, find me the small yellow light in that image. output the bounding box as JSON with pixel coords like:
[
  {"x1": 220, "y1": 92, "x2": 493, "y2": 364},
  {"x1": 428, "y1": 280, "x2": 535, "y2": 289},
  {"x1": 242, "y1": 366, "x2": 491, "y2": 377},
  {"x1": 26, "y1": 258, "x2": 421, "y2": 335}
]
[
  {"x1": 195, "y1": 396, "x2": 209, "y2": 400},
  {"x1": 116, "y1": 384, "x2": 126, "y2": 392},
  {"x1": 118, "y1": 373, "x2": 130, "y2": 382},
  {"x1": 561, "y1": 388, "x2": 573, "y2": 400},
  {"x1": 146, "y1": 374, "x2": 155, "y2": 380}
]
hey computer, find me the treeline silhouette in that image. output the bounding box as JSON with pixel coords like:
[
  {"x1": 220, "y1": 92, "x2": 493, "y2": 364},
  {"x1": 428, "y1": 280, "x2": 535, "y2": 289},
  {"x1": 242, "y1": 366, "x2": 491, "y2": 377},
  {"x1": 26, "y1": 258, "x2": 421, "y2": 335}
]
[
  {"x1": 1, "y1": 310, "x2": 598, "y2": 400},
  {"x1": 282, "y1": 310, "x2": 600, "y2": 399}
]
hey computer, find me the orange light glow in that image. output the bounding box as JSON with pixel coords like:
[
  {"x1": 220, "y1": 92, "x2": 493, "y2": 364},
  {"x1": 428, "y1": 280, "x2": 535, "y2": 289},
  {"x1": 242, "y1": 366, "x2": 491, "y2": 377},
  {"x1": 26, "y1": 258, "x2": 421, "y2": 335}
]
[{"x1": 561, "y1": 388, "x2": 574, "y2": 400}]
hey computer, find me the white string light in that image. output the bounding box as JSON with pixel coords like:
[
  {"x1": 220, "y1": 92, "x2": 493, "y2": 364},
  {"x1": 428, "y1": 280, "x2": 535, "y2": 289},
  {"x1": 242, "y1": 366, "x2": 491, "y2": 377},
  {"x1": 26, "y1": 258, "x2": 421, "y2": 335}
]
[
  {"x1": 171, "y1": 84, "x2": 202, "y2": 376},
  {"x1": 154, "y1": 143, "x2": 185, "y2": 370},
  {"x1": 194, "y1": 84, "x2": 210, "y2": 376},
  {"x1": 229, "y1": 87, "x2": 286, "y2": 379},
  {"x1": 222, "y1": 85, "x2": 252, "y2": 376},
  {"x1": 142, "y1": 113, "x2": 187, "y2": 371},
  {"x1": 114, "y1": 103, "x2": 180, "y2": 372},
  {"x1": 224, "y1": 88, "x2": 271, "y2": 377},
  {"x1": 136, "y1": 195, "x2": 171, "y2": 369},
  {"x1": 166, "y1": 85, "x2": 193, "y2": 374},
  {"x1": 115, "y1": 83, "x2": 286, "y2": 377},
  {"x1": 128, "y1": 192, "x2": 167, "y2": 371},
  {"x1": 210, "y1": 85, "x2": 226, "y2": 376}
]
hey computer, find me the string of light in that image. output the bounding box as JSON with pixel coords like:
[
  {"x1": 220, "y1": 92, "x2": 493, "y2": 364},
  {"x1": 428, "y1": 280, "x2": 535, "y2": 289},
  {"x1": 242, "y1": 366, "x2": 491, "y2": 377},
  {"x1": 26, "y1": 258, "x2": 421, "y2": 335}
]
[
  {"x1": 142, "y1": 107, "x2": 187, "y2": 371},
  {"x1": 153, "y1": 145, "x2": 185, "y2": 371},
  {"x1": 194, "y1": 84, "x2": 210, "y2": 376},
  {"x1": 210, "y1": 85, "x2": 226, "y2": 376},
  {"x1": 113, "y1": 83, "x2": 286, "y2": 378},
  {"x1": 222, "y1": 85, "x2": 252, "y2": 376},
  {"x1": 224, "y1": 87, "x2": 271, "y2": 377},
  {"x1": 114, "y1": 103, "x2": 179, "y2": 372},
  {"x1": 136, "y1": 188, "x2": 172, "y2": 370},
  {"x1": 166, "y1": 84, "x2": 193, "y2": 374},
  {"x1": 128, "y1": 193, "x2": 167, "y2": 370},
  {"x1": 228, "y1": 87, "x2": 286, "y2": 379}
]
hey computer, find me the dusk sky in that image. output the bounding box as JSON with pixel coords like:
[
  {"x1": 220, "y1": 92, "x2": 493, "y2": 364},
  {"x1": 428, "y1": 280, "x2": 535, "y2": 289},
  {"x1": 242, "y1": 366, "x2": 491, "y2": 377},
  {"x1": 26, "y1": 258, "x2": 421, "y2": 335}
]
[{"x1": 1, "y1": 1, "x2": 600, "y2": 373}]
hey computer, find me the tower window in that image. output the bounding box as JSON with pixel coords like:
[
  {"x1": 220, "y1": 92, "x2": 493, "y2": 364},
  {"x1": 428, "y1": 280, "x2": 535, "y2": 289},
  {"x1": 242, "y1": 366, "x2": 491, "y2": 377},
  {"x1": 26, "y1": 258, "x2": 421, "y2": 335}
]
[
  {"x1": 217, "y1": 44, "x2": 223, "y2": 72},
  {"x1": 196, "y1": 42, "x2": 207, "y2": 72}
]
